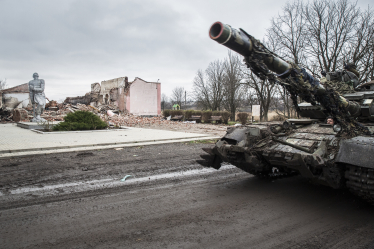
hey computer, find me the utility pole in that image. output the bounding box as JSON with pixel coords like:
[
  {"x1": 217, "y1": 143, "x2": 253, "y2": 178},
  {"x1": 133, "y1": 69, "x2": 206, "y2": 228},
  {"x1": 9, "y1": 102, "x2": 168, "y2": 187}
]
[{"x1": 185, "y1": 91, "x2": 186, "y2": 106}]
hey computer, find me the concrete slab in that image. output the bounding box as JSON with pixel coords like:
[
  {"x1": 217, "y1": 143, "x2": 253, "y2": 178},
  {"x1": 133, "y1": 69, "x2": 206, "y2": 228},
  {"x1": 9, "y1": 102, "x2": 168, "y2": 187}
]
[
  {"x1": 0, "y1": 124, "x2": 219, "y2": 159},
  {"x1": 17, "y1": 121, "x2": 61, "y2": 130},
  {"x1": 0, "y1": 136, "x2": 219, "y2": 159},
  {"x1": 30, "y1": 127, "x2": 127, "y2": 134}
]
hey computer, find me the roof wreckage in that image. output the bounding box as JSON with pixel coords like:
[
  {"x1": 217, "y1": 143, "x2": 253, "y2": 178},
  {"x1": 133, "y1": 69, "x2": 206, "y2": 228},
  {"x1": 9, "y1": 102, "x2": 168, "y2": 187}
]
[{"x1": 197, "y1": 22, "x2": 374, "y2": 204}]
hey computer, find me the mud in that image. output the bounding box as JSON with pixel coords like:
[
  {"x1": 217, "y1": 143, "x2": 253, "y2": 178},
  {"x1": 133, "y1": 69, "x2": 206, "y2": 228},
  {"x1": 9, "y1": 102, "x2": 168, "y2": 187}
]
[{"x1": 1, "y1": 142, "x2": 374, "y2": 248}]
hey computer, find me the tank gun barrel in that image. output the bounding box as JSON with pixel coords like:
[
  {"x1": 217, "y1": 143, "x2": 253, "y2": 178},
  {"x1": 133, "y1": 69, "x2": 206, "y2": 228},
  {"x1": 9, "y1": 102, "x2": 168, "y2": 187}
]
[
  {"x1": 209, "y1": 22, "x2": 291, "y2": 75},
  {"x1": 209, "y1": 21, "x2": 361, "y2": 117}
]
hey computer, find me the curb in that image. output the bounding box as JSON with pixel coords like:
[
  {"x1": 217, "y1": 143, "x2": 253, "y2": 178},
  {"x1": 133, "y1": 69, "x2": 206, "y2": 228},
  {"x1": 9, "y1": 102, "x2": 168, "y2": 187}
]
[
  {"x1": 0, "y1": 135, "x2": 214, "y2": 154},
  {"x1": 0, "y1": 136, "x2": 220, "y2": 159}
]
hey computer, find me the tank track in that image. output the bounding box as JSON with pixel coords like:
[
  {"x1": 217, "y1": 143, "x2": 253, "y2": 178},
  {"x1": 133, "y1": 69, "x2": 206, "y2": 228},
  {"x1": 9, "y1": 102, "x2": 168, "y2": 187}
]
[
  {"x1": 345, "y1": 165, "x2": 374, "y2": 205},
  {"x1": 197, "y1": 148, "x2": 298, "y2": 180}
]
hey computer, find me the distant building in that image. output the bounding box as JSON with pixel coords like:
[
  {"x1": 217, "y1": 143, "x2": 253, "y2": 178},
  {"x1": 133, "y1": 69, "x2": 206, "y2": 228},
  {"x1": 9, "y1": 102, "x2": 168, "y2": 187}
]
[
  {"x1": 172, "y1": 104, "x2": 180, "y2": 110},
  {"x1": 0, "y1": 83, "x2": 30, "y2": 109}
]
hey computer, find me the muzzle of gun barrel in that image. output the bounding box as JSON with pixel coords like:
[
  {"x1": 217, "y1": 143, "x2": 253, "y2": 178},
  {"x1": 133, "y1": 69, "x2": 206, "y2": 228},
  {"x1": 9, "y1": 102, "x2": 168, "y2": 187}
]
[{"x1": 209, "y1": 21, "x2": 291, "y2": 75}]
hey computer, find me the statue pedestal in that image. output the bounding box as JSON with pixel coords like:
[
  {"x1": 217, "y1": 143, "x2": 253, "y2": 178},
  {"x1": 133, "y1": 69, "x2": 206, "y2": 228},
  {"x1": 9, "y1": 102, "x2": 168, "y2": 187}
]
[{"x1": 31, "y1": 117, "x2": 46, "y2": 122}]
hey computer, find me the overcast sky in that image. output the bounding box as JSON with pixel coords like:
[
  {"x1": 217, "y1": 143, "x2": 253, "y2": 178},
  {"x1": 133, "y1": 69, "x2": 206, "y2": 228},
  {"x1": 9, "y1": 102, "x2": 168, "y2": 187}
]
[{"x1": 0, "y1": 0, "x2": 372, "y2": 101}]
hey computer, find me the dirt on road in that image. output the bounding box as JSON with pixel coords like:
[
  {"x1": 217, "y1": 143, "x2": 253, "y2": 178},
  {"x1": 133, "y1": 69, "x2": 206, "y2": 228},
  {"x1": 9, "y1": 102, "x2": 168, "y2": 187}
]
[{"x1": 1, "y1": 142, "x2": 374, "y2": 249}]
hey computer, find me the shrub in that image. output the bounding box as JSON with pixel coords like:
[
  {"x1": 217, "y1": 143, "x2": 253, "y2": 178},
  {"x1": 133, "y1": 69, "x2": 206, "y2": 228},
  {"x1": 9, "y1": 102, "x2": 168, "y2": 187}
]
[
  {"x1": 170, "y1": 110, "x2": 184, "y2": 117},
  {"x1": 270, "y1": 114, "x2": 287, "y2": 121},
  {"x1": 208, "y1": 111, "x2": 230, "y2": 124},
  {"x1": 220, "y1": 111, "x2": 230, "y2": 124},
  {"x1": 201, "y1": 111, "x2": 212, "y2": 122},
  {"x1": 184, "y1": 110, "x2": 194, "y2": 120},
  {"x1": 237, "y1": 112, "x2": 249, "y2": 125},
  {"x1": 53, "y1": 111, "x2": 107, "y2": 131},
  {"x1": 192, "y1": 110, "x2": 202, "y2": 116},
  {"x1": 212, "y1": 111, "x2": 220, "y2": 117},
  {"x1": 163, "y1": 109, "x2": 171, "y2": 118}
]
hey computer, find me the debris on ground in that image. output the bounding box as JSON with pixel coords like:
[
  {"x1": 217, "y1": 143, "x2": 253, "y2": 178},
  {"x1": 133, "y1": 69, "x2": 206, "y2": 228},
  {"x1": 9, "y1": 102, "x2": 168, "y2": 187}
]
[
  {"x1": 0, "y1": 107, "x2": 13, "y2": 122},
  {"x1": 120, "y1": 175, "x2": 133, "y2": 181},
  {"x1": 0, "y1": 102, "x2": 227, "y2": 136}
]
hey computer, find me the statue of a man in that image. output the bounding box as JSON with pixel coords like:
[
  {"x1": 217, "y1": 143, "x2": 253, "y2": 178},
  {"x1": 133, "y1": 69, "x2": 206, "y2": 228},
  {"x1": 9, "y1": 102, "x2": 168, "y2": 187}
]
[{"x1": 29, "y1": 72, "x2": 46, "y2": 122}]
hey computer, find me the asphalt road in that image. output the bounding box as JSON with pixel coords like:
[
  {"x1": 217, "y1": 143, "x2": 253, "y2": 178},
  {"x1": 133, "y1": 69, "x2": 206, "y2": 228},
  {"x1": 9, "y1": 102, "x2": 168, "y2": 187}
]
[{"x1": 1, "y1": 142, "x2": 374, "y2": 249}]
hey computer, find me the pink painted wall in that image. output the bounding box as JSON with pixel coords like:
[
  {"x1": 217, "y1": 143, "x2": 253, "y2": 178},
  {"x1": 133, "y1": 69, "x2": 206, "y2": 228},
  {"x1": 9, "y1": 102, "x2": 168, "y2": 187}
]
[{"x1": 128, "y1": 78, "x2": 161, "y2": 115}]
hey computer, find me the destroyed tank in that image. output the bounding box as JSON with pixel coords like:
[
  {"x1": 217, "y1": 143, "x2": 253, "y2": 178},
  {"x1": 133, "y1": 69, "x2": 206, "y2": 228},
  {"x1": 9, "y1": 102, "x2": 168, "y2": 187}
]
[{"x1": 197, "y1": 22, "x2": 374, "y2": 204}]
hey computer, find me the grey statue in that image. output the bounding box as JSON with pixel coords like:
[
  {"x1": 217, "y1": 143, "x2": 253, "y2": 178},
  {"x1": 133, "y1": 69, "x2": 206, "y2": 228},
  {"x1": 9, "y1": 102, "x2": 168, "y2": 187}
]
[{"x1": 28, "y1": 72, "x2": 46, "y2": 122}]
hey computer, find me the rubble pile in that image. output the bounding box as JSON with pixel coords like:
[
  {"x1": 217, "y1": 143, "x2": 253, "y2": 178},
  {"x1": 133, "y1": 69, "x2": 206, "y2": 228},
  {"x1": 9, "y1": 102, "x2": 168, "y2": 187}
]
[
  {"x1": 0, "y1": 102, "x2": 227, "y2": 136},
  {"x1": 102, "y1": 112, "x2": 164, "y2": 127},
  {"x1": 41, "y1": 103, "x2": 104, "y2": 121},
  {"x1": 0, "y1": 102, "x2": 162, "y2": 125},
  {"x1": 101, "y1": 112, "x2": 226, "y2": 136},
  {"x1": 0, "y1": 107, "x2": 12, "y2": 122},
  {"x1": 0, "y1": 102, "x2": 111, "y2": 123}
]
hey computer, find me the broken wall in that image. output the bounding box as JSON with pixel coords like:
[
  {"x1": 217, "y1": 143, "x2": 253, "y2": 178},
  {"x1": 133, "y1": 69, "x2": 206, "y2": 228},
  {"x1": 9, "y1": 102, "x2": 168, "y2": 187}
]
[
  {"x1": 90, "y1": 83, "x2": 101, "y2": 106},
  {"x1": 128, "y1": 78, "x2": 161, "y2": 116},
  {"x1": 100, "y1": 77, "x2": 126, "y2": 105},
  {"x1": 3, "y1": 93, "x2": 29, "y2": 108},
  {"x1": 118, "y1": 87, "x2": 126, "y2": 112},
  {"x1": 1, "y1": 83, "x2": 30, "y2": 109},
  {"x1": 64, "y1": 93, "x2": 92, "y2": 105}
]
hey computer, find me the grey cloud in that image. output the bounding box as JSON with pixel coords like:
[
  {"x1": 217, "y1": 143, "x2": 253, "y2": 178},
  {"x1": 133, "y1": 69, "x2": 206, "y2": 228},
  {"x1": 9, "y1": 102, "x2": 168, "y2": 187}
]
[{"x1": 0, "y1": 0, "x2": 371, "y2": 100}]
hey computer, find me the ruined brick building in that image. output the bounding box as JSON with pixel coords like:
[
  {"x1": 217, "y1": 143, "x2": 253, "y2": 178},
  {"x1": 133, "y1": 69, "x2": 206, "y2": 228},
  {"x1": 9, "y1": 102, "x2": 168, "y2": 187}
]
[{"x1": 65, "y1": 77, "x2": 161, "y2": 116}]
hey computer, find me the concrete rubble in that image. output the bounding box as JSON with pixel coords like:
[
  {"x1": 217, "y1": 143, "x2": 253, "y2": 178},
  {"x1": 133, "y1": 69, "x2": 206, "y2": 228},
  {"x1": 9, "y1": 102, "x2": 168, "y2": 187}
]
[
  {"x1": 0, "y1": 107, "x2": 12, "y2": 122},
  {"x1": 0, "y1": 102, "x2": 227, "y2": 136}
]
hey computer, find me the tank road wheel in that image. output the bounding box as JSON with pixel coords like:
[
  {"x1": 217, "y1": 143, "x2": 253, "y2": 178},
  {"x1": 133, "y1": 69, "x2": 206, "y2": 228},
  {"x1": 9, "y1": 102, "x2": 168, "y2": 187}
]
[
  {"x1": 240, "y1": 167, "x2": 298, "y2": 180},
  {"x1": 345, "y1": 165, "x2": 374, "y2": 205}
]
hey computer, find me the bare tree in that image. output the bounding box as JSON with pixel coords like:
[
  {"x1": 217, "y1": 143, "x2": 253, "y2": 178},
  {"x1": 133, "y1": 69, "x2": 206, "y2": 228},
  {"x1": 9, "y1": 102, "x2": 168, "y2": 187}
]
[
  {"x1": 242, "y1": 85, "x2": 258, "y2": 109},
  {"x1": 304, "y1": 0, "x2": 358, "y2": 72},
  {"x1": 274, "y1": 85, "x2": 297, "y2": 118},
  {"x1": 193, "y1": 69, "x2": 211, "y2": 110},
  {"x1": 0, "y1": 78, "x2": 7, "y2": 90},
  {"x1": 193, "y1": 59, "x2": 225, "y2": 110},
  {"x1": 242, "y1": 35, "x2": 283, "y2": 121},
  {"x1": 344, "y1": 6, "x2": 374, "y2": 83},
  {"x1": 243, "y1": 71, "x2": 277, "y2": 121},
  {"x1": 267, "y1": 0, "x2": 307, "y2": 66},
  {"x1": 171, "y1": 86, "x2": 184, "y2": 108},
  {"x1": 161, "y1": 93, "x2": 168, "y2": 111},
  {"x1": 267, "y1": 0, "x2": 374, "y2": 81},
  {"x1": 222, "y1": 51, "x2": 245, "y2": 121},
  {"x1": 206, "y1": 60, "x2": 226, "y2": 110}
]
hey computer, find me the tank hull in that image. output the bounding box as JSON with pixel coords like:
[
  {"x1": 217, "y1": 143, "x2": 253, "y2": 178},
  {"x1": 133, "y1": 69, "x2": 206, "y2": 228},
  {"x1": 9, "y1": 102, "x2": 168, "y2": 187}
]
[{"x1": 198, "y1": 121, "x2": 374, "y2": 204}]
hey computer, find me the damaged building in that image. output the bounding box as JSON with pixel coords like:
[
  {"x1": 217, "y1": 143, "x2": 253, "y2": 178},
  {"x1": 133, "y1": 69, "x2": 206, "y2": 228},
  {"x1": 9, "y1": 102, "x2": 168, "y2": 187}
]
[
  {"x1": 65, "y1": 77, "x2": 161, "y2": 116},
  {"x1": 0, "y1": 83, "x2": 30, "y2": 109}
]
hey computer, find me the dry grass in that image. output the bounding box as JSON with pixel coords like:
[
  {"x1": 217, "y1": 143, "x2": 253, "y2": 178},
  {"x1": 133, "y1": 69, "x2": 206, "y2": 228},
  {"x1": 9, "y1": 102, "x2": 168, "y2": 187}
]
[{"x1": 269, "y1": 114, "x2": 287, "y2": 121}]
